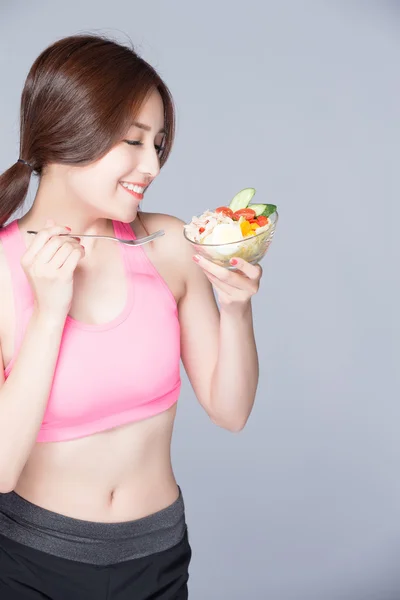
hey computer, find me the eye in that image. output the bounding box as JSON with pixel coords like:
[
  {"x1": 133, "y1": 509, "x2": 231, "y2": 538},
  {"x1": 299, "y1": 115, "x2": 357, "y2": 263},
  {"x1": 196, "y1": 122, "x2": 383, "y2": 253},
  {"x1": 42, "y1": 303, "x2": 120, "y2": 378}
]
[{"x1": 124, "y1": 139, "x2": 164, "y2": 156}]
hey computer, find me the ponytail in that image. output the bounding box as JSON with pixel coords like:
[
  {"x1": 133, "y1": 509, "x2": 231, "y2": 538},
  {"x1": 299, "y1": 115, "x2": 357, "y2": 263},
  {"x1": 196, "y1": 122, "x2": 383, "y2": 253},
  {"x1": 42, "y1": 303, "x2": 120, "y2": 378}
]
[{"x1": 0, "y1": 160, "x2": 33, "y2": 227}]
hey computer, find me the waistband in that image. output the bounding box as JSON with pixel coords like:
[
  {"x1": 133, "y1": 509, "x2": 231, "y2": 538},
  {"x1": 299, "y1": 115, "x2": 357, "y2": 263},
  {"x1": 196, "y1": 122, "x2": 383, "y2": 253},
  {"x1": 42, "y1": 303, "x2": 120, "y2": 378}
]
[{"x1": 0, "y1": 488, "x2": 186, "y2": 565}]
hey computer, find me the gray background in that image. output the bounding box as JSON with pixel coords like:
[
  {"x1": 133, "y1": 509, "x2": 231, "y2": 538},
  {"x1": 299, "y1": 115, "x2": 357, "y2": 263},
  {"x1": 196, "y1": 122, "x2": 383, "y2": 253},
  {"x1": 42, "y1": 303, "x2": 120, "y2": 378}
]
[{"x1": 0, "y1": 1, "x2": 398, "y2": 598}]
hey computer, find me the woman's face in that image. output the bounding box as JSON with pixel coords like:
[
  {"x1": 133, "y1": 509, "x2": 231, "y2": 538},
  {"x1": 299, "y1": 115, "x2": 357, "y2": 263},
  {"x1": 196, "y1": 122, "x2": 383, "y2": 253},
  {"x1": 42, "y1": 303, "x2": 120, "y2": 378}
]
[{"x1": 63, "y1": 87, "x2": 166, "y2": 223}]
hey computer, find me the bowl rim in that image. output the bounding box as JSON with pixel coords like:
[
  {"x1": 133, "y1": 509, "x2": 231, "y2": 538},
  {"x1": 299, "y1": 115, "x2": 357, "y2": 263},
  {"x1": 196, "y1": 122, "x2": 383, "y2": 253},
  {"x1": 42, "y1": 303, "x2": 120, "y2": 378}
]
[{"x1": 183, "y1": 210, "x2": 278, "y2": 247}]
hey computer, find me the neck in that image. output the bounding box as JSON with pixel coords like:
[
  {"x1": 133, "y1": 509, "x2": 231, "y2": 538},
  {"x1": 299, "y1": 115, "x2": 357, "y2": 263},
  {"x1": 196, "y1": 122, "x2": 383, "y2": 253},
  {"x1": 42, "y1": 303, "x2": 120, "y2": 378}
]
[{"x1": 18, "y1": 174, "x2": 115, "y2": 254}]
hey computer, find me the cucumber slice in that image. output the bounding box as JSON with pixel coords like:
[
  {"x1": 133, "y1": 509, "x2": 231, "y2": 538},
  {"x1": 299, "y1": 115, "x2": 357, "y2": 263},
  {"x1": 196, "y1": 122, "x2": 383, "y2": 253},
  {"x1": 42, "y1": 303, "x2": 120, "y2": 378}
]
[
  {"x1": 249, "y1": 204, "x2": 268, "y2": 217},
  {"x1": 229, "y1": 188, "x2": 256, "y2": 212},
  {"x1": 254, "y1": 203, "x2": 277, "y2": 217}
]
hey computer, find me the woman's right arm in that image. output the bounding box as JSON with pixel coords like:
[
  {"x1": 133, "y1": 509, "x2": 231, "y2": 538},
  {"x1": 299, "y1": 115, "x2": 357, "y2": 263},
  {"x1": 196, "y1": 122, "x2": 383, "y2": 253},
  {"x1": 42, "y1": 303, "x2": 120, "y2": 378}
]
[
  {"x1": 0, "y1": 221, "x2": 84, "y2": 492},
  {"x1": 0, "y1": 312, "x2": 67, "y2": 491}
]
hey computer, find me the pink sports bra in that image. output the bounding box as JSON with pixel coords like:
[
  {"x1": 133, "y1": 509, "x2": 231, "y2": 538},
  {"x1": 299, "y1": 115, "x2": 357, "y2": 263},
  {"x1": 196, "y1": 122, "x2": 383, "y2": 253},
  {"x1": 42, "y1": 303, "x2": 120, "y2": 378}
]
[{"x1": 0, "y1": 219, "x2": 181, "y2": 442}]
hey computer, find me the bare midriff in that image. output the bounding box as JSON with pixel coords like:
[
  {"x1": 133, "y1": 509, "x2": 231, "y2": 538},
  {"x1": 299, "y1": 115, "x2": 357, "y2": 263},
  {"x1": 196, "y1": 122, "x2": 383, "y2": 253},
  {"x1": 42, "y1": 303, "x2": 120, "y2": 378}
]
[{"x1": 14, "y1": 404, "x2": 179, "y2": 522}]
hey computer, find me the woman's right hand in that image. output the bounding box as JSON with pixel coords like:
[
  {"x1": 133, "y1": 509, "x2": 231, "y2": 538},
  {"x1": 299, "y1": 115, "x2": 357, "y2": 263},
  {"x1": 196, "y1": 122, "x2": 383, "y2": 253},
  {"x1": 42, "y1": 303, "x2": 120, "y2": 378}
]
[{"x1": 20, "y1": 219, "x2": 85, "y2": 319}]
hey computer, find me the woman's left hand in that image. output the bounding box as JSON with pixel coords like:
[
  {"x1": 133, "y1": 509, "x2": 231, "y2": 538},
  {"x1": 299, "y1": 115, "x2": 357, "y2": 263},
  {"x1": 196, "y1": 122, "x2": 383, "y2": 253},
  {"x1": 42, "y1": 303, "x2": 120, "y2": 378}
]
[{"x1": 192, "y1": 254, "x2": 262, "y2": 311}]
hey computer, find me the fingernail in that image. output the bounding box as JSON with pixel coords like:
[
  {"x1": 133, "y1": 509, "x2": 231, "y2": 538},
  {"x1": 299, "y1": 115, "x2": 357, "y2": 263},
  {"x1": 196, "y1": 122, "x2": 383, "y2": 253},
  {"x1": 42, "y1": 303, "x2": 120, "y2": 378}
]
[
  {"x1": 230, "y1": 258, "x2": 238, "y2": 265},
  {"x1": 192, "y1": 255, "x2": 200, "y2": 263},
  {"x1": 65, "y1": 226, "x2": 71, "y2": 231}
]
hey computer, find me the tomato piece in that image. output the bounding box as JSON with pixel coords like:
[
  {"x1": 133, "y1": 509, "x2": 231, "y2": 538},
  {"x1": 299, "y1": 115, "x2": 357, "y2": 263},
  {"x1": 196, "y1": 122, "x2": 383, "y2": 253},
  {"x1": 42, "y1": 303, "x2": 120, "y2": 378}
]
[
  {"x1": 233, "y1": 208, "x2": 256, "y2": 221},
  {"x1": 215, "y1": 206, "x2": 234, "y2": 218},
  {"x1": 257, "y1": 216, "x2": 269, "y2": 227},
  {"x1": 199, "y1": 227, "x2": 205, "y2": 234}
]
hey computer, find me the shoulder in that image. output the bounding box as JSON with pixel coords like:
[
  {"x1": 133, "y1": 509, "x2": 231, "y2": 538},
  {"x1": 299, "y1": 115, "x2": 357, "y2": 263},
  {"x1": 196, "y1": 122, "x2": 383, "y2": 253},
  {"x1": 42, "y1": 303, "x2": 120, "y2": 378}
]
[
  {"x1": 134, "y1": 211, "x2": 186, "y2": 242},
  {"x1": 130, "y1": 211, "x2": 201, "y2": 299},
  {"x1": 132, "y1": 211, "x2": 195, "y2": 266}
]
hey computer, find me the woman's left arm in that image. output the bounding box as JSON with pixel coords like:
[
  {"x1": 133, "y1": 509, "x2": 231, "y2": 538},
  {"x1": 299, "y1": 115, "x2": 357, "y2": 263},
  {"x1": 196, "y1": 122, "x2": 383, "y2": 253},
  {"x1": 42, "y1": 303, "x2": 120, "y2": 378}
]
[{"x1": 177, "y1": 224, "x2": 263, "y2": 432}]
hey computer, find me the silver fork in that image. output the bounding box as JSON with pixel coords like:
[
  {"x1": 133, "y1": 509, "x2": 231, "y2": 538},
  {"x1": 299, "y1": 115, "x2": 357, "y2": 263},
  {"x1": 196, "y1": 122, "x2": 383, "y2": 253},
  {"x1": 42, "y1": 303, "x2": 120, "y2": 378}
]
[{"x1": 27, "y1": 229, "x2": 165, "y2": 246}]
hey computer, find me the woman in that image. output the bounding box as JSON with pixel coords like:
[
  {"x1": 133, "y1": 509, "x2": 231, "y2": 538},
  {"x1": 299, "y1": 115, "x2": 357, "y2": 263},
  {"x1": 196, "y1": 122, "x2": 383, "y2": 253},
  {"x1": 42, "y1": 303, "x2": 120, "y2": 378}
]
[{"x1": 0, "y1": 34, "x2": 262, "y2": 599}]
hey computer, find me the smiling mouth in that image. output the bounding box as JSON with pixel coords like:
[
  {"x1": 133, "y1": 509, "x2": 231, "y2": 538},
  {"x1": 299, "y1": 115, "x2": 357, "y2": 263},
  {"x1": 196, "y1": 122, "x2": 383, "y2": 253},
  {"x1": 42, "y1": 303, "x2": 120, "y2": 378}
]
[{"x1": 120, "y1": 181, "x2": 146, "y2": 199}]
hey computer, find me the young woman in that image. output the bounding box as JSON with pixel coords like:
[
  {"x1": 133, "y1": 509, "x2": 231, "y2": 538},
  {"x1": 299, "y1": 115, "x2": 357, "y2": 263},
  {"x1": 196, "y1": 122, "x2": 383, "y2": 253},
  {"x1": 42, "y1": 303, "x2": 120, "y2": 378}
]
[{"x1": 0, "y1": 34, "x2": 262, "y2": 599}]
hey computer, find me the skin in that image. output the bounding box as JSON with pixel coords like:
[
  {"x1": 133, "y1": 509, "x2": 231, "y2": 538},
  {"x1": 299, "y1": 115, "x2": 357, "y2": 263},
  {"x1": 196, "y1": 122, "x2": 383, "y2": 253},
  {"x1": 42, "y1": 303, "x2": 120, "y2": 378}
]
[{"x1": 0, "y1": 88, "x2": 262, "y2": 522}]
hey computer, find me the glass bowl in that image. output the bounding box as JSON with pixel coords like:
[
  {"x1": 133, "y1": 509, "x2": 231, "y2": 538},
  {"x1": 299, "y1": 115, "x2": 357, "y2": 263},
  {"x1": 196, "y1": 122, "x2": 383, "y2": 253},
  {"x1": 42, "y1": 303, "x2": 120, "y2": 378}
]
[{"x1": 183, "y1": 211, "x2": 278, "y2": 268}]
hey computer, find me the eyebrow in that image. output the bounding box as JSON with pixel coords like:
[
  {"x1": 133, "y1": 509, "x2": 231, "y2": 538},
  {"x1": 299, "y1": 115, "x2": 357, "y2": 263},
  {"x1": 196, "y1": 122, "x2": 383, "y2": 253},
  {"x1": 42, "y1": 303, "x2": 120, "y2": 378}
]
[{"x1": 132, "y1": 121, "x2": 166, "y2": 134}]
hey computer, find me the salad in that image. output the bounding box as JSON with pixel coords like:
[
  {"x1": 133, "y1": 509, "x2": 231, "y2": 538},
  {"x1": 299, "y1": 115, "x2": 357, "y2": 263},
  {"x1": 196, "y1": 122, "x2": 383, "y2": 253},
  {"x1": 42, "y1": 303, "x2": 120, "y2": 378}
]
[{"x1": 184, "y1": 188, "x2": 278, "y2": 259}]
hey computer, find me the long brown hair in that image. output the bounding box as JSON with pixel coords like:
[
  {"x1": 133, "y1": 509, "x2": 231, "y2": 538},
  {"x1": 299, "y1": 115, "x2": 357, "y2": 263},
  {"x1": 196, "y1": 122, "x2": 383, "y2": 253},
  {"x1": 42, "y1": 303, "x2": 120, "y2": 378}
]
[{"x1": 0, "y1": 34, "x2": 175, "y2": 227}]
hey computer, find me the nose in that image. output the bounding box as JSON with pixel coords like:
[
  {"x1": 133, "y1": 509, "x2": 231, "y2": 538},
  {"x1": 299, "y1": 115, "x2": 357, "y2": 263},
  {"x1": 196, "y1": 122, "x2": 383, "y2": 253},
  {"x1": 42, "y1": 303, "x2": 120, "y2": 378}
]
[{"x1": 137, "y1": 144, "x2": 161, "y2": 180}]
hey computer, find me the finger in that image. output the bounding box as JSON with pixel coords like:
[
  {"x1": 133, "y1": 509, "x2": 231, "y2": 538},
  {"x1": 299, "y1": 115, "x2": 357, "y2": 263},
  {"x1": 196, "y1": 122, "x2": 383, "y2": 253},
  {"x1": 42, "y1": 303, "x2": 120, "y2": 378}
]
[
  {"x1": 51, "y1": 241, "x2": 84, "y2": 269},
  {"x1": 205, "y1": 272, "x2": 251, "y2": 305},
  {"x1": 229, "y1": 257, "x2": 262, "y2": 280},
  {"x1": 59, "y1": 246, "x2": 85, "y2": 276},
  {"x1": 203, "y1": 271, "x2": 234, "y2": 295},
  {"x1": 23, "y1": 225, "x2": 72, "y2": 263},
  {"x1": 194, "y1": 255, "x2": 254, "y2": 291},
  {"x1": 35, "y1": 236, "x2": 81, "y2": 265},
  {"x1": 194, "y1": 255, "x2": 241, "y2": 285}
]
